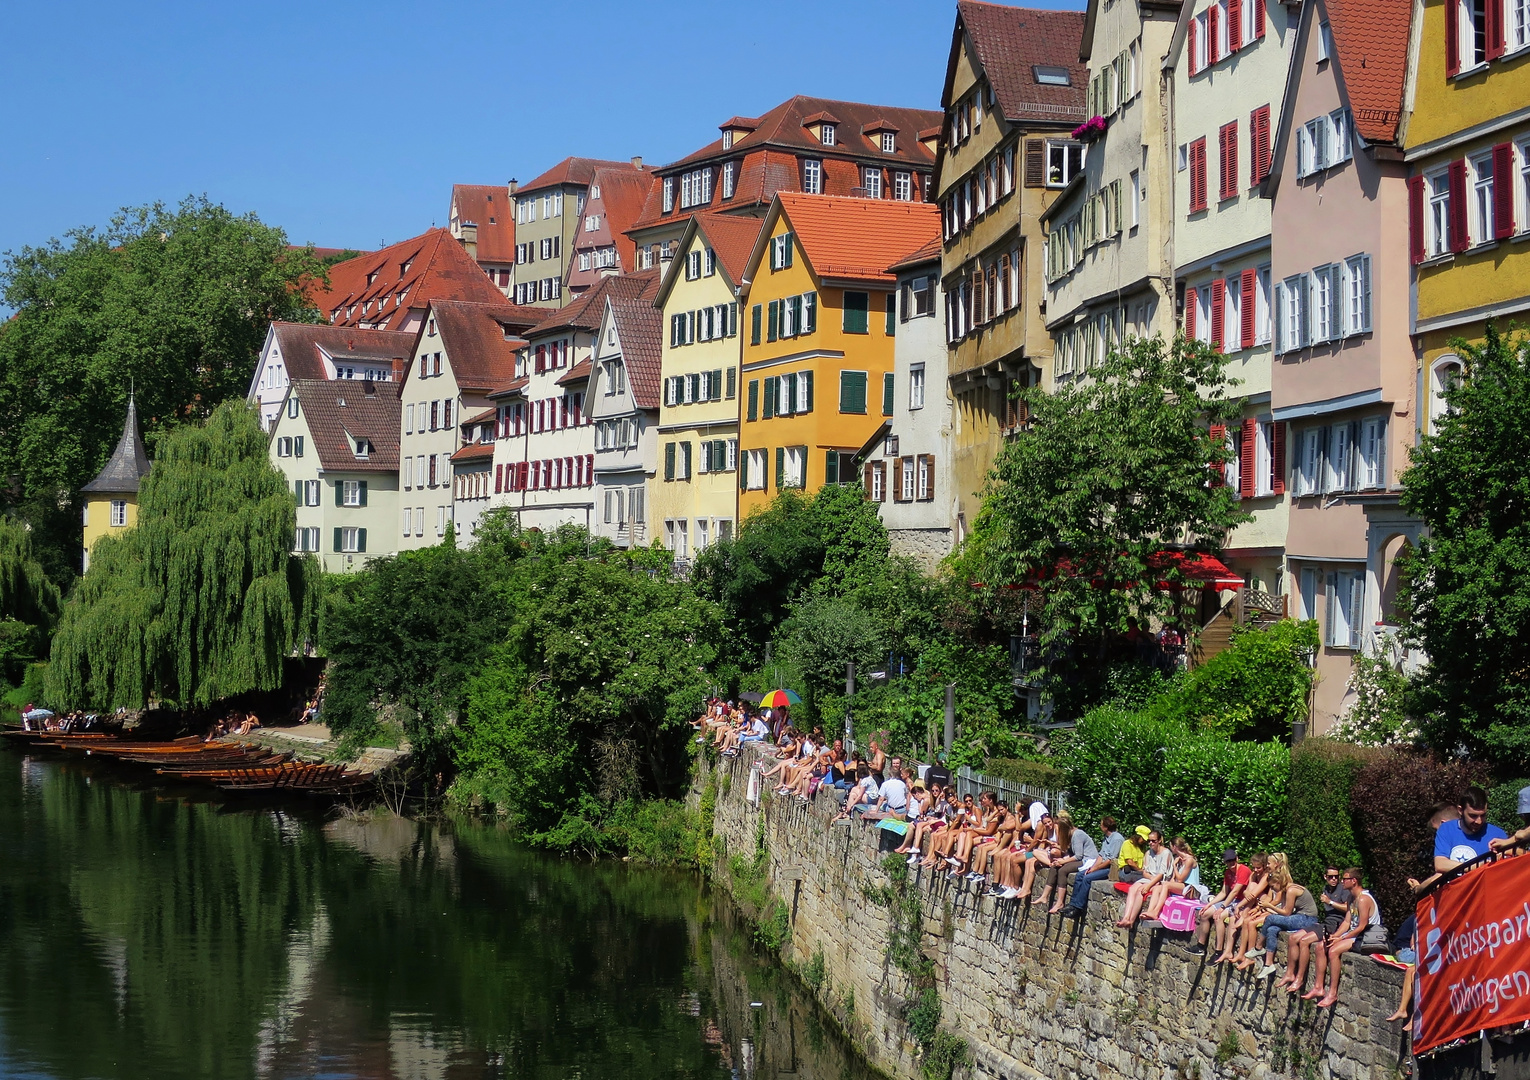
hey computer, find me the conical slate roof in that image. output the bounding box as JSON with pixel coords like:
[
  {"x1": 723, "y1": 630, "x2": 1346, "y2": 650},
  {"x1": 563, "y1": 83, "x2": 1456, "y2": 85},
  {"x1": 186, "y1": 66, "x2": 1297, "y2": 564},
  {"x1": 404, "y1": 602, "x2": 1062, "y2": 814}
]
[{"x1": 82, "y1": 396, "x2": 152, "y2": 495}]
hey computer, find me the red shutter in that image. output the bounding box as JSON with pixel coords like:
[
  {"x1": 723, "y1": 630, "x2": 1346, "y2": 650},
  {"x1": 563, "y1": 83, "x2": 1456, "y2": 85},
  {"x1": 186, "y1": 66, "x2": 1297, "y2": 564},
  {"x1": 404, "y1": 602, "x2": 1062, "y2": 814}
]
[
  {"x1": 1270, "y1": 421, "x2": 1287, "y2": 495},
  {"x1": 1449, "y1": 158, "x2": 1471, "y2": 251},
  {"x1": 1494, "y1": 142, "x2": 1516, "y2": 238},
  {"x1": 1446, "y1": 0, "x2": 1461, "y2": 76},
  {"x1": 1240, "y1": 269, "x2": 1257, "y2": 348},
  {"x1": 495, "y1": 464, "x2": 503, "y2": 493},
  {"x1": 1186, "y1": 287, "x2": 1198, "y2": 337},
  {"x1": 1190, "y1": 139, "x2": 1208, "y2": 212},
  {"x1": 1211, "y1": 278, "x2": 1226, "y2": 350},
  {"x1": 1252, "y1": 106, "x2": 1272, "y2": 184},
  {"x1": 1408, "y1": 175, "x2": 1427, "y2": 263},
  {"x1": 1220, "y1": 122, "x2": 1239, "y2": 200},
  {"x1": 1209, "y1": 423, "x2": 1227, "y2": 485},
  {"x1": 519, "y1": 462, "x2": 529, "y2": 490},
  {"x1": 1189, "y1": 18, "x2": 1199, "y2": 74},
  {"x1": 1252, "y1": 0, "x2": 1265, "y2": 38},
  {"x1": 1239, "y1": 421, "x2": 1257, "y2": 499},
  {"x1": 1209, "y1": 2, "x2": 1221, "y2": 62},
  {"x1": 587, "y1": 454, "x2": 594, "y2": 486},
  {"x1": 1229, "y1": 0, "x2": 1244, "y2": 51},
  {"x1": 1487, "y1": 0, "x2": 1506, "y2": 59}
]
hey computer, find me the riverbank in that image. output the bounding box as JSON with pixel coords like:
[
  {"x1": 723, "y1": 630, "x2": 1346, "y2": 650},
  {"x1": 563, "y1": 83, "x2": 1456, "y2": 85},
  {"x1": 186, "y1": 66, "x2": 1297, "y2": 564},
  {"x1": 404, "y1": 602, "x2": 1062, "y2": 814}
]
[{"x1": 701, "y1": 748, "x2": 1409, "y2": 1080}]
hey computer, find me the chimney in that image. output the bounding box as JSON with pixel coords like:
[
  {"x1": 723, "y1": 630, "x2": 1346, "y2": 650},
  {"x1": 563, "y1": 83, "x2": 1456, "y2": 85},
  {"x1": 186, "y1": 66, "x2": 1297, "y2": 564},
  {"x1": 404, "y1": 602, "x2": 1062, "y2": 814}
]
[
  {"x1": 391, "y1": 357, "x2": 405, "y2": 381},
  {"x1": 508, "y1": 179, "x2": 518, "y2": 195},
  {"x1": 631, "y1": 156, "x2": 643, "y2": 169},
  {"x1": 459, "y1": 221, "x2": 479, "y2": 260}
]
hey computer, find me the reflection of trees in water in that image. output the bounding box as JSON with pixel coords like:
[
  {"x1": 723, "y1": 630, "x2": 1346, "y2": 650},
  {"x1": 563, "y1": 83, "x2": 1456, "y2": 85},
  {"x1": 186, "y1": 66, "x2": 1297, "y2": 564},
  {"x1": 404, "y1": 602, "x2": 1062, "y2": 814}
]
[{"x1": 0, "y1": 757, "x2": 869, "y2": 1080}]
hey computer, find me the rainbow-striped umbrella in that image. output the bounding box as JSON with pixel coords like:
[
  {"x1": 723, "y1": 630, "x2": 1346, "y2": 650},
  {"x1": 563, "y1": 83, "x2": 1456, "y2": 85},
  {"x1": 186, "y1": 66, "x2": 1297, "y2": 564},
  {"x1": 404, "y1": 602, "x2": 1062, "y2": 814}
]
[{"x1": 759, "y1": 689, "x2": 802, "y2": 708}]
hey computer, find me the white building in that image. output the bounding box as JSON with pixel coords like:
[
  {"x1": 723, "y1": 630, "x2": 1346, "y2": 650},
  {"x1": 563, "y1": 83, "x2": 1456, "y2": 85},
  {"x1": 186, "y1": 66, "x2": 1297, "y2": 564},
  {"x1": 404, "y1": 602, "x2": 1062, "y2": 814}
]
[
  {"x1": 588, "y1": 285, "x2": 663, "y2": 548},
  {"x1": 267, "y1": 379, "x2": 400, "y2": 573},
  {"x1": 876, "y1": 238, "x2": 953, "y2": 568},
  {"x1": 247, "y1": 322, "x2": 413, "y2": 432}
]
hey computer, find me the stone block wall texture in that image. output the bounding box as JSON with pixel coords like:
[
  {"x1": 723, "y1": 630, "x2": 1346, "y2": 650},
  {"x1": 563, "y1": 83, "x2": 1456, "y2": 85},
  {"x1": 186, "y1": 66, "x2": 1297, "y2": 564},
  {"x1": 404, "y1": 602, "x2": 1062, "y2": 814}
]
[
  {"x1": 709, "y1": 751, "x2": 1411, "y2": 1080},
  {"x1": 887, "y1": 528, "x2": 953, "y2": 571}
]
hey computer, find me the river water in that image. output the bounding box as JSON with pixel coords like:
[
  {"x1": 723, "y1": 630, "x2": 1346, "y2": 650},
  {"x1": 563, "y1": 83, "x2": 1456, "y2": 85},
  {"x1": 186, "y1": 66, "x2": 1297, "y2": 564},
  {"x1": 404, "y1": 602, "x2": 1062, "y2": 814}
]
[{"x1": 0, "y1": 746, "x2": 874, "y2": 1080}]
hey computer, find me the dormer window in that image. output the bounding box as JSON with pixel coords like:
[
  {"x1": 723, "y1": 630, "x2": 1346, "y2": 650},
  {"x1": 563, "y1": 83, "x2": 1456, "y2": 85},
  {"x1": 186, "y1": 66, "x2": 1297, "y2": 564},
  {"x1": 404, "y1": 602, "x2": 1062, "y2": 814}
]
[
  {"x1": 881, "y1": 132, "x2": 896, "y2": 153},
  {"x1": 401, "y1": 257, "x2": 414, "y2": 274},
  {"x1": 1033, "y1": 65, "x2": 1071, "y2": 86},
  {"x1": 821, "y1": 124, "x2": 836, "y2": 146},
  {"x1": 367, "y1": 271, "x2": 378, "y2": 285},
  {"x1": 353, "y1": 437, "x2": 374, "y2": 460},
  {"x1": 428, "y1": 318, "x2": 437, "y2": 337},
  {"x1": 722, "y1": 130, "x2": 734, "y2": 150}
]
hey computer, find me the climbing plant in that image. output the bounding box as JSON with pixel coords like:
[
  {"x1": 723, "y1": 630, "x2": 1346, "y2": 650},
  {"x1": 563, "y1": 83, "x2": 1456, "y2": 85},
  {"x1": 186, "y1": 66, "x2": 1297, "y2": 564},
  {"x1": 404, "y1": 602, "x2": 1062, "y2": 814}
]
[{"x1": 47, "y1": 401, "x2": 318, "y2": 708}]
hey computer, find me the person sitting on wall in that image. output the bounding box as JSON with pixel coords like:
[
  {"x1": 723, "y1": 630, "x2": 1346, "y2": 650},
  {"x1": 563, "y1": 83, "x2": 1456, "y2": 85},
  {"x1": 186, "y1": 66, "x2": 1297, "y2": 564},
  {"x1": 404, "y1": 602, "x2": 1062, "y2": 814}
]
[
  {"x1": 1141, "y1": 835, "x2": 1201, "y2": 922},
  {"x1": 1214, "y1": 852, "x2": 1271, "y2": 964},
  {"x1": 1434, "y1": 785, "x2": 1507, "y2": 874},
  {"x1": 1305, "y1": 867, "x2": 1387, "y2": 1007},
  {"x1": 1117, "y1": 825, "x2": 1151, "y2": 884},
  {"x1": 1040, "y1": 810, "x2": 1099, "y2": 914},
  {"x1": 1065, "y1": 816, "x2": 1124, "y2": 917},
  {"x1": 830, "y1": 765, "x2": 880, "y2": 824},
  {"x1": 1189, "y1": 849, "x2": 1252, "y2": 957},
  {"x1": 895, "y1": 783, "x2": 946, "y2": 861},
  {"x1": 1246, "y1": 854, "x2": 1319, "y2": 979},
  {"x1": 1115, "y1": 829, "x2": 1172, "y2": 926},
  {"x1": 972, "y1": 799, "x2": 1018, "y2": 889},
  {"x1": 1282, "y1": 865, "x2": 1349, "y2": 994},
  {"x1": 1385, "y1": 913, "x2": 1419, "y2": 1023}
]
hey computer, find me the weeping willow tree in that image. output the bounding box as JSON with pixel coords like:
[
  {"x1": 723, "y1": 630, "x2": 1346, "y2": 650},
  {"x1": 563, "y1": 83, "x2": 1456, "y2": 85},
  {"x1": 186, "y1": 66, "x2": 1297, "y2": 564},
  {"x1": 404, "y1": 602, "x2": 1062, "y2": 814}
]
[
  {"x1": 48, "y1": 401, "x2": 319, "y2": 709},
  {"x1": 0, "y1": 516, "x2": 62, "y2": 681}
]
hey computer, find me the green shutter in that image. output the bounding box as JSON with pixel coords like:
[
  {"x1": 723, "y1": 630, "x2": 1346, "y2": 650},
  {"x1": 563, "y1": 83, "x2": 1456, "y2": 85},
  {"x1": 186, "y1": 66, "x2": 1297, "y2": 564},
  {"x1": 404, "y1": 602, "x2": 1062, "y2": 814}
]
[
  {"x1": 784, "y1": 373, "x2": 797, "y2": 415},
  {"x1": 747, "y1": 379, "x2": 759, "y2": 421},
  {"x1": 767, "y1": 301, "x2": 779, "y2": 342},
  {"x1": 825, "y1": 450, "x2": 840, "y2": 485},
  {"x1": 294, "y1": 479, "x2": 303, "y2": 504},
  {"x1": 333, "y1": 527, "x2": 343, "y2": 552},
  {"x1": 664, "y1": 442, "x2": 676, "y2": 481},
  {"x1": 294, "y1": 436, "x2": 304, "y2": 458},
  {"x1": 712, "y1": 370, "x2": 723, "y2": 401},
  {"x1": 358, "y1": 480, "x2": 368, "y2": 507},
  {"x1": 713, "y1": 441, "x2": 726, "y2": 472},
  {"x1": 883, "y1": 372, "x2": 895, "y2": 416},
  {"x1": 335, "y1": 481, "x2": 344, "y2": 507},
  {"x1": 843, "y1": 292, "x2": 869, "y2": 334},
  {"x1": 740, "y1": 450, "x2": 749, "y2": 490},
  {"x1": 840, "y1": 371, "x2": 867, "y2": 414},
  {"x1": 775, "y1": 447, "x2": 785, "y2": 490},
  {"x1": 763, "y1": 376, "x2": 777, "y2": 419},
  {"x1": 727, "y1": 367, "x2": 737, "y2": 399},
  {"x1": 783, "y1": 233, "x2": 793, "y2": 268},
  {"x1": 751, "y1": 304, "x2": 762, "y2": 345},
  {"x1": 886, "y1": 294, "x2": 897, "y2": 336},
  {"x1": 357, "y1": 528, "x2": 367, "y2": 553},
  {"x1": 804, "y1": 292, "x2": 817, "y2": 334},
  {"x1": 802, "y1": 370, "x2": 814, "y2": 413}
]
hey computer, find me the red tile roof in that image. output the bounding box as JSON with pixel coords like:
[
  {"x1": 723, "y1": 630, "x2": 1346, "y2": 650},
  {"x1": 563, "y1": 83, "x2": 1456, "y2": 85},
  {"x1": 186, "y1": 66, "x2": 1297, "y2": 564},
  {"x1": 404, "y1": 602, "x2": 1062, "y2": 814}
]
[
  {"x1": 450, "y1": 185, "x2": 516, "y2": 264},
  {"x1": 462, "y1": 407, "x2": 498, "y2": 426},
  {"x1": 952, "y1": 3, "x2": 1088, "y2": 126},
  {"x1": 696, "y1": 211, "x2": 768, "y2": 285},
  {"x1": 555, "y1": 358, "x2": 594, "y2": 386},
  {"x1": 568, "y1": 166, "x2": 658, "y2": 292},
  {"x1": 772, "y1": 194, "x2": 942, "y2": 286},
  {"x1": 1326, "y1": 0, "x2": 1411, "y2": 142},
  {"x1": 450, "y1": 442, "x2": 496, "y2": 463},
  {"x1": 290, "y1": 379, "x2": 400, "y2": 473},
  {"x1": 268, "y1": 323, "x2": 415, "y2": 383},
  {"x1": 888, "y1": 236, "x2": 943, "y2": 273},
  {"x1": 311, "y1": 229, "x2": 508, "y2": 330},
  {"x1": 519, "y1": 156, "x2": 645, "y2": 195},
  {"x1": 527, "y1": 269, "x2": 662, "y2": 338},
  {"x1": 628, "y1": 95, "x2": 942, "y2": 234},
  {"x1": 487, "y1": 376, "x2": 529, "y2": 400},
  {"x1": 423, "y1": 300, "x2": 528, "y2": 393},
  {"x1": 607, "y1": 295, "x2": 663, "y2": 410}
]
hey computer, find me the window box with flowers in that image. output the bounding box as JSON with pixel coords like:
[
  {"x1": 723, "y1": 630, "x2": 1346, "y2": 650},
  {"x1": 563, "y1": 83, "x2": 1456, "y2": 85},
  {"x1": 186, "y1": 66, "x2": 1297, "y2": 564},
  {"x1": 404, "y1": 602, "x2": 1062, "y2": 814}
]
[{"x1": 1071, "y1": 116, "x2": 1108, "y2": 143}]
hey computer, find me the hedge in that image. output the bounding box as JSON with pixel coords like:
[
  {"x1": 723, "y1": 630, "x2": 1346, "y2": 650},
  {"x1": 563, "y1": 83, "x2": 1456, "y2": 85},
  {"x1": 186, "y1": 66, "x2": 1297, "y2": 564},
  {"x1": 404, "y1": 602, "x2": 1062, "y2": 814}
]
[
  {"x1": 1488, "y1": 778, "x2": 1530, "y2": 834},
  {"x1": 1287, "y1": 739, "x2": 1382, "y2": 896},
  {"x1": 1159, "y1": 736, "x2": 1289, "y2": 867},
  {"x1": 1061, "y1": 706, "x2": 1189, "y2": 834}
]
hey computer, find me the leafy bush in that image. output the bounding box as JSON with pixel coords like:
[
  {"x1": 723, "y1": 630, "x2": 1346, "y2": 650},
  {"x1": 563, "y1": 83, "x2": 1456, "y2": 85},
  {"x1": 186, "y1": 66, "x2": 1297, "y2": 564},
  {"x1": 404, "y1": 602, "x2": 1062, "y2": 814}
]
[
  {"x1": 1287, "y1": 739, "x2": 1381, "y2": 894},
  {"x1": 1349, "y1": 751, "x2": 1493, "y2": 926},
  {"x1": 1488, "y1": 777, "x2": 1530, "y2": 834},
  {"x1": 1147, "y1": 620, "x2": 1319, "y2": 741},
  {"x1": 3, "y1": 661, "x2": 49, "y2": 712},
  {"x1": 1158, "y1": 735, "x2": 1289, "y2": 866},
  {"x1": 1060, "y1": 706, "x2": 1190, "y2": 833}
]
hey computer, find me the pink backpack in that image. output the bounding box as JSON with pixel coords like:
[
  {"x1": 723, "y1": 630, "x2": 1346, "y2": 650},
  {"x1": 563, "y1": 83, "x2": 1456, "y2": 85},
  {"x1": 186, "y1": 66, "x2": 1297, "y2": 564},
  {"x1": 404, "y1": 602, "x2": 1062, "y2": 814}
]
[{"x1": 1159, "y1": 895, "x2": 1205, "y2": 933}]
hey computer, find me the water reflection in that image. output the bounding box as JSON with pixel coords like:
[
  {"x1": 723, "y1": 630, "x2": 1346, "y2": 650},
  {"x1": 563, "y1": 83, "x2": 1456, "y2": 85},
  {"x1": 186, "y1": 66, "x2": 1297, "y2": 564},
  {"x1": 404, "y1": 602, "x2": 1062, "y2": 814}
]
[{"x1": 0, "y1": 749, "x2": 874, "y2": 1080}]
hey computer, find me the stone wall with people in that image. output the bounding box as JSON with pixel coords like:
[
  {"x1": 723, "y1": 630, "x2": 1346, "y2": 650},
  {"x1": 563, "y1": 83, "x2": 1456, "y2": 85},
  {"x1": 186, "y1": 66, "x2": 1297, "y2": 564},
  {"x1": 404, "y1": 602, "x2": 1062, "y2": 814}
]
[{"x1": 704, "y1": 750, "x2": 1410, "y2": 1080}]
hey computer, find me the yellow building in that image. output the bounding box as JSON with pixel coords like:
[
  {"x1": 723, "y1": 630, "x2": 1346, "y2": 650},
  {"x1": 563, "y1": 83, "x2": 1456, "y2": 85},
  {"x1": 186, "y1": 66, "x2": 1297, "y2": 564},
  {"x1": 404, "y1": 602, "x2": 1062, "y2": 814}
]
[
  {"x1": 80, "y1": 395, "x2": 152, "y2": 573},
  {"x1": 649, "y1": 211, "x2": 765, "y2": 557},
  {"x1": 1405, "y1": 0, "x2": 1530, "y2": 436},
  {"x1": 737, "y1": 193, "x2": 940, "y2": 520}
]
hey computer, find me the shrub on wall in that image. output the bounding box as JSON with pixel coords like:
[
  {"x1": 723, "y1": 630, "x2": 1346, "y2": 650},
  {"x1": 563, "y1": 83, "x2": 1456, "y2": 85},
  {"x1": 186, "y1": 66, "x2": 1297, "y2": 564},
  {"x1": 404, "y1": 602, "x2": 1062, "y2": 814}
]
[
  {"x1": 1146, "y1": 620, "x2": 1320, "y2": 741},
  {"x1": 1287, "y1": 739, "x2": 1382, "y2": 894},
  {"x1": 1349, "y1": 752, "x2": 1493, "y2": 927},
  {"x1": 1159, "y1": 735, "x2": 1289, "y2": 866},
  {"x1": 1061, "y1": 706, "x2": 1189, "y2": 833}
]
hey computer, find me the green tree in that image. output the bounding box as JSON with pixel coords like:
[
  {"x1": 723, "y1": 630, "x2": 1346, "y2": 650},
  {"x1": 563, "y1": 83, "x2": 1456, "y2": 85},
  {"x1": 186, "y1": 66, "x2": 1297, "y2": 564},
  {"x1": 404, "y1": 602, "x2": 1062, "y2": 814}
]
[
  {"x1": 964, "y1": 333, "x2": 1248, "y2": 650},
  {"x1": 46, "y1": 401, "x2": 317, "y2": 709},
  {"x1": 0, "y1": 197, "x2": 324, "y2": 584},
  {"x1": 0, "y1": 516, "x2": 62, "y2": 682},
  {"x1": 1399, "y1": 323, "x2": 1530, "y2": 765}
]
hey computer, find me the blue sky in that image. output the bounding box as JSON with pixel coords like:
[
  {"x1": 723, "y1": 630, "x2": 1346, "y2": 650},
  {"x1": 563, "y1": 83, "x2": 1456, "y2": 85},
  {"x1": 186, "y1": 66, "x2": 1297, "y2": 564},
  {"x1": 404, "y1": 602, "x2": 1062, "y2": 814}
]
[{"x1": 3, "y1": 0, "x2": 1081, "y2": 262}]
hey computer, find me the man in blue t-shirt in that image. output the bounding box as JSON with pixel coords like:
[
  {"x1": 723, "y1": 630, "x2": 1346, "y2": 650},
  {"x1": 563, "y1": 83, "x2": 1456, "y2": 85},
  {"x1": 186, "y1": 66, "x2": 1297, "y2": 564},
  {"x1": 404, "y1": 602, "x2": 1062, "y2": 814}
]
[{"x1": 1434, "y1": 785, "x2": 1508, "y2": 873}]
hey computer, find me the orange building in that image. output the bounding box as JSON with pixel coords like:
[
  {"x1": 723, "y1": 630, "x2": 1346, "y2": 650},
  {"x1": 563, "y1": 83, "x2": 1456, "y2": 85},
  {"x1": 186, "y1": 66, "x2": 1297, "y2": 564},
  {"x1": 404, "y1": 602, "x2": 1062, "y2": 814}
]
[{"x1": 737, "y1": 193, "x2": 940, "y2": 519}]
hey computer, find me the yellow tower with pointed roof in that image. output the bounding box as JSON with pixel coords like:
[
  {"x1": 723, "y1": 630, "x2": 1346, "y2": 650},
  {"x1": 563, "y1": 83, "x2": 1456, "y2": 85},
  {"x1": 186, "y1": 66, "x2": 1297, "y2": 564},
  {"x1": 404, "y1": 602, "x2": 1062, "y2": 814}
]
[{"x1": 80, "y1": 395, "x2": 152, "y2": 572}]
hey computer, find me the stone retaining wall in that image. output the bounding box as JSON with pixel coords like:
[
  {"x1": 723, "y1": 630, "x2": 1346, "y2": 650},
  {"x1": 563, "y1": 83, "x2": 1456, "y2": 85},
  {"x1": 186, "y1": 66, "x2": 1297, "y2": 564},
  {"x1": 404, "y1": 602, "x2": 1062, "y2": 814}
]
[{"x1": 707, "y1": 750, "x2": 1410, "y2": 1080}]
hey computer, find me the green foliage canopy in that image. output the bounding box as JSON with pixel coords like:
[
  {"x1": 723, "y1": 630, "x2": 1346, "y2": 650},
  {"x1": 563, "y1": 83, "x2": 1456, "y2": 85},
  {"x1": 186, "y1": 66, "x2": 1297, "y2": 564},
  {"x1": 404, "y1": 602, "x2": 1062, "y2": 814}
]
[
  {"x1": 46, "y1": 401, "x2": 317, "y2": 709},
  {"x1": 1398, "y1": 323, "x2": 1530, "y2": 766},
  {"x1": 0, "y1": 516, "x2": 62, "y2": 681},
  {"x1": 0, "y1": 197, "x2": 323, "y2": 583},
  {"x1": 964, "y1": 333, "x2": 1248, "y2": 648}
]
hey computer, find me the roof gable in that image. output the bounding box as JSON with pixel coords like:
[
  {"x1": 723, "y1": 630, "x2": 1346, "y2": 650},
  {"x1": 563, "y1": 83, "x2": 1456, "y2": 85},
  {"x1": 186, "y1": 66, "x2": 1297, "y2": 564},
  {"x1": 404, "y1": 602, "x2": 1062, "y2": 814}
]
[
  {"x1": 424, "y1": 300, "x2": 530, "y2": 392},
  {"x1": 606, "y1": 295, "x2": 663, "y2": 410},
  {"x1": 450, "y1": 185, "x2": 516, "y2": 263},
  {"x1": 520, "y1": 156, "x2": 645, "y2": 195},
  {"x1": 290, "y1": 379, "x2": 401, "y2": 473},
  {"x1": 311, "y1": 229, "x2": 508, "y2": 330},
  {"x1": 527, "y1": 269, "x2": 662, "y2": 338},
  {"x1": 764, "y1": 194, "x2": 942, "y2": 286},
  {"x1": 948, "y1": 3, "x2": 1088, "y2": 126}
]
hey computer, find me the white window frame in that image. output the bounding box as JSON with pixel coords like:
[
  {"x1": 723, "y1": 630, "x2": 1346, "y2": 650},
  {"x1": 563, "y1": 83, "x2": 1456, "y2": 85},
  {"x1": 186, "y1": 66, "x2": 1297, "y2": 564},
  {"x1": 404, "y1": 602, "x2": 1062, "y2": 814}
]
[
  {"x1": 862, "y1": 167, "x2": 883, "y2": 199},
  {"x1": 783, "y1": 446, "x2": 806, "y2": 489},
  {"x1": 1513, "y1": 0, "x2": 1530, "y2": 49},
  {"x1": 1471, "y1": 153, "x2": 1496, "y2": 245},
  {"x1": 1427, "y1": 169, "x2": 1452, "y2": 258},
  {"x1": 1343, "y1": 254, "x2": 1372, "y2": 335},
  {"x1": 1045, "y1": 141, "x2": 1084, "y2": 188},
  {"x1": 1294, "y1": 426, "x2": 1322, "y2": 496},
  {"x1": 304, "y1": 479, "x2": 320, "y2": 506},
  {"x1": 1429, "y1": 355, "x2": 1463, "y2": 434},
  {"x1": 909, "y1": 364, "x2": 926, "y2": 410},
  {"x1": 1327, "y1": 568, "x2": 1365, "y2": 649},
  {"x1": 1324, "y1": 422, "x2": 1353, "y2": 493},
  {"x1": 745, "y1": 449, "x2": 767, "y2": 491},
  {"x1": 1358, "y1": 415, "x2": 1386, "y2": 489},
  {"x1": 881, "y1": 131, "x2": 896, "y2": 153},
  {"x1": 340, "y1": 526, "x2": 361, "y2": 553},
  {"x1": 802, "y1": 158, "x2": 823, "y2": 195}
]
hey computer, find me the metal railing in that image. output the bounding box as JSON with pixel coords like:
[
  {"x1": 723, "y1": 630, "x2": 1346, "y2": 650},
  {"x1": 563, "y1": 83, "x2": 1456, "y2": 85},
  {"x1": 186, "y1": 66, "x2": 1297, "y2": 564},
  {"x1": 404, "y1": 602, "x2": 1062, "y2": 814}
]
[{"x1": 950, "y1": 764, "x2": 1068, "y2": 815}]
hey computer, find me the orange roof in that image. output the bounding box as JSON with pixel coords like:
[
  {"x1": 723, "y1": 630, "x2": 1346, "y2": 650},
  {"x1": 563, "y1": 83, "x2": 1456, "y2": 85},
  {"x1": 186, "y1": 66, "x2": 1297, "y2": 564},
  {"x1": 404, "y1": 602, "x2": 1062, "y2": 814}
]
[
  {"x1": 1326, "y1": 0, "x2": 1411, "y2": 143},
  {"x1": 695, "y1": 211, "x2": 768, "y2": 285},
  {"x1": 450, "y1": 185, "x2": 516, "y2": 264},
  {"x1": 772, "y1": 194, "x2": 941, "y2": 286},
  {"x1": 568, "y1": 166, "x2": 657, "y2": 292},
  {"x1": 311, "y1": 229, "x2": 508, "y2": 330},
  {"x1": 450, "y1": 442, "x2": 496, "y2": 463},
  {"x1": 889, "y1": 235, "x2": 943, "y2": 273},
  {"x1": 520, "y1": 156, "x2": 644, "y2": 195},
  {"x1": 527, "y1": 269, "x2": 662, "y2": 338}
]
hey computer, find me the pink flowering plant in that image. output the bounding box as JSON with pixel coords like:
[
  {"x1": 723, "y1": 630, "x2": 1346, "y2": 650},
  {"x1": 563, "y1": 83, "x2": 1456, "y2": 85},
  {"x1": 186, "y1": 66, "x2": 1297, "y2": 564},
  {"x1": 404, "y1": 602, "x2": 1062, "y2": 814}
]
[{"x1": 1071, "y1": 115, "x2": 1108, "y2": 142}]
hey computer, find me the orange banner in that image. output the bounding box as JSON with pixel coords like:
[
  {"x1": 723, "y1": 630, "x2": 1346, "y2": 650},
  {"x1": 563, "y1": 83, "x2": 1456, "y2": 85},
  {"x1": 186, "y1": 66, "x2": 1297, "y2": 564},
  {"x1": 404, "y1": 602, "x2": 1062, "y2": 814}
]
[{"x1": 1414, "y1": 854, "x2": 1530, "y2": 1055}]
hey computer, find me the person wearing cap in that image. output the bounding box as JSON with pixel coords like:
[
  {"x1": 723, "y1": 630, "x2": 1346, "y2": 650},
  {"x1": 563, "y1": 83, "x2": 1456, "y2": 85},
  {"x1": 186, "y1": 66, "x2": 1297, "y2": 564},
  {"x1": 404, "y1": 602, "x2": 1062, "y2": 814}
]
[
  {"x1": 1117, "y1": 825, "x2": 1151, "y2": 884},
  {"x1": 1189, "y1": 848, "x2": 1252, "y2": 956},
  {"x1": 1488, "y1": 785, "x2": 1530, "y2": 853}
]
